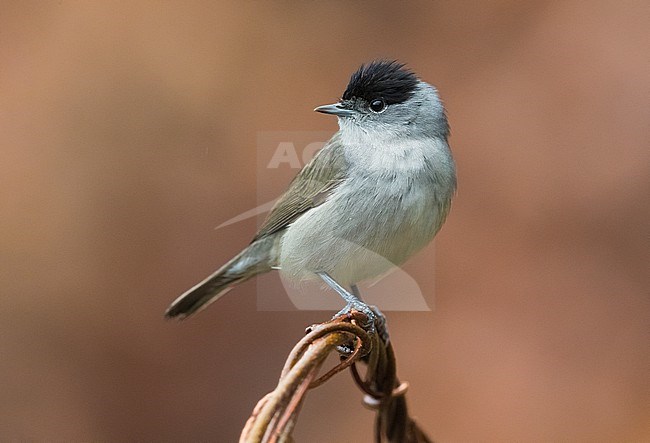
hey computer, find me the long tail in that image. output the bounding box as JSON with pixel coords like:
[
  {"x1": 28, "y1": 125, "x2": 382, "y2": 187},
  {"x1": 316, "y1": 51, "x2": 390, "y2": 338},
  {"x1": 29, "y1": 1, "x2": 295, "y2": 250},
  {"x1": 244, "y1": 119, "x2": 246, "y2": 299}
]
[{"x1": 165, "y1": 235, "x2": 278, "y2": 319}]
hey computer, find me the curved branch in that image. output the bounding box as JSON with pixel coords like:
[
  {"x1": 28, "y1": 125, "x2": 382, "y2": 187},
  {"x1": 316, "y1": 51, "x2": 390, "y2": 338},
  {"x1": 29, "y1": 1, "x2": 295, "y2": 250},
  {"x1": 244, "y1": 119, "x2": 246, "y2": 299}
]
[{"x1": 239, "y1": 311, "x2": 432, "y2": 443}]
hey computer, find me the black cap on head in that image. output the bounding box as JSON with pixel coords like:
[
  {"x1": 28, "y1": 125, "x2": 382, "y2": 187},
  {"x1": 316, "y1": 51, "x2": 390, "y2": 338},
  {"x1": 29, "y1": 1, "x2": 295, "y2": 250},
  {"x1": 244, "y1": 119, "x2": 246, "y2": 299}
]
[{"x1": 342, "y1": 60, "x2": 419, "y2": 105}]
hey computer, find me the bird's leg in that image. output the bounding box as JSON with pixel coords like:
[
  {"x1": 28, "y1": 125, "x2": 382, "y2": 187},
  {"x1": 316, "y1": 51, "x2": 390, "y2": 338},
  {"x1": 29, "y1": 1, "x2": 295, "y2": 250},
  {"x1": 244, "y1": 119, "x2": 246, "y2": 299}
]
[
  {"x1": 317, "y1": 272, "x2": 377, "y2": 333},
  {"x1": 350, "y1": 283, "x2": 389, "y2": 344}
]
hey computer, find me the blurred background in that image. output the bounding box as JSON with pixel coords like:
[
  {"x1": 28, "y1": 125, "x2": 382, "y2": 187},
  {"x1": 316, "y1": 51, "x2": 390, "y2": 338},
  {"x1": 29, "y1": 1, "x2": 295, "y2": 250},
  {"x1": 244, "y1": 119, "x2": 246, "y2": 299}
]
[{"x1": 1, "y1": 1, "x2": 648, "y2": 441}]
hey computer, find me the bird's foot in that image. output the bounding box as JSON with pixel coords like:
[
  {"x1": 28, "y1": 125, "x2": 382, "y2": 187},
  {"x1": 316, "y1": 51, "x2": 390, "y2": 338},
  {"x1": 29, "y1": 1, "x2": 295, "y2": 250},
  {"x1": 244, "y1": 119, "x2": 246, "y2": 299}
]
[{"x1": 334, "y1": 301, "x2": 378, "y2": 336}]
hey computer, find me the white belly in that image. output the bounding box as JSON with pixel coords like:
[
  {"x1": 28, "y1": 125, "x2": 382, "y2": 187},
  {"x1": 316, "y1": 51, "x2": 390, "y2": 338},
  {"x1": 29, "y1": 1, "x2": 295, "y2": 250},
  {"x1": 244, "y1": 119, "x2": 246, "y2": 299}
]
[{"x1": 278, "y1": 173, "x2": 450, "y2": 285}]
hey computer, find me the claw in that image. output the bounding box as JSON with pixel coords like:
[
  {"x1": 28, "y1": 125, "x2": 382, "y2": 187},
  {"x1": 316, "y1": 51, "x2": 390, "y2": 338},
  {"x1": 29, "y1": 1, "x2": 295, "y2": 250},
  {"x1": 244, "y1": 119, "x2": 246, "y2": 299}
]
[{"x1": 333, "y1": 302, "x2": 377, "y2": 335}]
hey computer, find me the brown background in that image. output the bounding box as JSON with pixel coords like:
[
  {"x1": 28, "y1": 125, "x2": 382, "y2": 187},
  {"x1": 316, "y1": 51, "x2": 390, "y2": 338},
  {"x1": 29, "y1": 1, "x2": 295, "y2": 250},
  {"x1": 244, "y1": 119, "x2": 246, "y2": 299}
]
[{"x1": 1, "y1": 1, "x2": 648, "y2": 442}]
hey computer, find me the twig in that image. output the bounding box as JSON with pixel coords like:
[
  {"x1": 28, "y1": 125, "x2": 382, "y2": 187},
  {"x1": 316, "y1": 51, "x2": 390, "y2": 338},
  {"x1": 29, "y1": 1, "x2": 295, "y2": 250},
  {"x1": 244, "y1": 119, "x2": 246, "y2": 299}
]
[{"x1": 239, "y1": 310, "x2": 432, "y2": 442}]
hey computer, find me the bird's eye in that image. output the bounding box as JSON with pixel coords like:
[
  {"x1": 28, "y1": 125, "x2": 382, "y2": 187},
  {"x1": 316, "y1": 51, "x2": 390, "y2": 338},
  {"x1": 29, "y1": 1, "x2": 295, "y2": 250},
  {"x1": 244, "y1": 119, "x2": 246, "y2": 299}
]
[{"x1": 369, "y1": 98, "x2": 386, "y2": 113}]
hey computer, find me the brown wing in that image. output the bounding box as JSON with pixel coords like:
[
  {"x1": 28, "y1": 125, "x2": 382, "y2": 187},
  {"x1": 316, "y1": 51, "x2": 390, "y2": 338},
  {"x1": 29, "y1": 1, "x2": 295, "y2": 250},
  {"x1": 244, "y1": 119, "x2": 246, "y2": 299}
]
[{"x1": 252, "y1": 134, "x2": 347, "y2": 242}]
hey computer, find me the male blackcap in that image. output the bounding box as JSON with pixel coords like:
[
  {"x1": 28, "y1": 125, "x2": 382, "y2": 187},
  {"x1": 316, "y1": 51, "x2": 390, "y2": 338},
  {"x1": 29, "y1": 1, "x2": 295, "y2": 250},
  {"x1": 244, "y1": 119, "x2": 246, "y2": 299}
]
[{"x1": 165, "y1": 60, "x2": 456, "y2": 325}]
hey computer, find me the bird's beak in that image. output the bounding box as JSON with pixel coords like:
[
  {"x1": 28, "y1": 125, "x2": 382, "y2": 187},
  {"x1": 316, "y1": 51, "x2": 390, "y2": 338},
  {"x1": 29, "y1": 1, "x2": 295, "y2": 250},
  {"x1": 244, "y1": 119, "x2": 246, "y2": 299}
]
[{"x1": 314, "y1": 103, "x2": 355, "y2": 117}]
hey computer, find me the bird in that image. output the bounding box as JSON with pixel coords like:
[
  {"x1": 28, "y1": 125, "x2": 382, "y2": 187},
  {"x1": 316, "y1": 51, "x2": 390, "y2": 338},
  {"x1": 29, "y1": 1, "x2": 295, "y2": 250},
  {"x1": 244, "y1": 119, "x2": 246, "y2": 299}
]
[{"x1": 165, "y1": 60, "x2": 456, "y2": 328}]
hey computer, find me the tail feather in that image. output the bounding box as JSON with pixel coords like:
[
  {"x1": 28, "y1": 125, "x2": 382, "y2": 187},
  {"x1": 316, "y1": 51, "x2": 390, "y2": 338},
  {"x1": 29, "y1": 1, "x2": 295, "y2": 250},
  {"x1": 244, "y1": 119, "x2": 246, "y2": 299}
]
[
  {"x1": 164, "y1": 271, "x2": 243, "y2": 319},
  {"x1": 165, "y1": 235, "x2": 278, "y2": 319}
]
